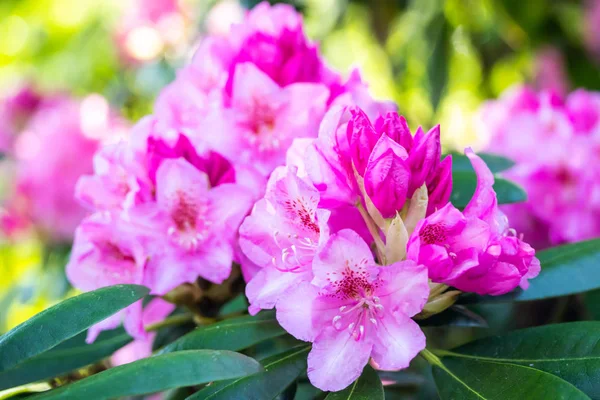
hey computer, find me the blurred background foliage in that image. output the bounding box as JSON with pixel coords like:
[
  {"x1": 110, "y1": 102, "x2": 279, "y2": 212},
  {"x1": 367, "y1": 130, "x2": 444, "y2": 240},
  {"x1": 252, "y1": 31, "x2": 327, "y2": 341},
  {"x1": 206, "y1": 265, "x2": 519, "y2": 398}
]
[{"x1": 0, "y1": 0, "x2": 598, "y2": 337}]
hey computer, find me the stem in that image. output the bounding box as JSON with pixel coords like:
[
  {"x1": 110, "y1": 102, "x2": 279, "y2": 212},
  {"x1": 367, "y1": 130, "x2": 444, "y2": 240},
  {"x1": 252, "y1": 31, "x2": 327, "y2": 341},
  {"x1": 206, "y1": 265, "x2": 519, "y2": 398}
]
[
  {"x1": 145, "y1": 314, "x2": 194, "y2": 332},
  {"x1": 357, "y1": 203, "x2": 386, "y2": 263},
  {"x1": 420, "y1": 348, "x2": 443, "y2": 367}
]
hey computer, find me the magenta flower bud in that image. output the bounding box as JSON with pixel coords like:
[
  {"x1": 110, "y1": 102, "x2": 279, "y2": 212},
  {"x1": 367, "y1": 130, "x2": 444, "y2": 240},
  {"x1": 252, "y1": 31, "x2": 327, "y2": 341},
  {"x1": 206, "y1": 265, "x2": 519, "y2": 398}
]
[
  {"x1": 374, "y1": 112, "x2": 413, "y2": 151},
  {"x1": 407, "y1": 124, "x2": 441, "y2": 195},
  {"x1": 426, "y1": 154, "x2": 453, "y2": 215},
  {"x1": 364, "y1": 135, "x2": 410, "y2": 218},
  {"x1": 346, "y1": 107, "x2": 380, "y2": 175}
]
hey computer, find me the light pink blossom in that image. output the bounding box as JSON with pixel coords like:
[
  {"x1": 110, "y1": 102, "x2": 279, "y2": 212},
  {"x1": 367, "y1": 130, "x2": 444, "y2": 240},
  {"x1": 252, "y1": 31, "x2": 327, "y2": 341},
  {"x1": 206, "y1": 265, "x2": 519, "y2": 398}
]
[
  {"x1": 240, "y1": 166, "x2": 330, "y2": 314},
  {"x1": 67, "y1": 212, "x2": 148, "y2": 342},
  {"x1": 407, "y1": 149, "x2": 540, "y2": 295},
  {"x1": 277, "y1": 229, "x2": 429, "y2": 391}
]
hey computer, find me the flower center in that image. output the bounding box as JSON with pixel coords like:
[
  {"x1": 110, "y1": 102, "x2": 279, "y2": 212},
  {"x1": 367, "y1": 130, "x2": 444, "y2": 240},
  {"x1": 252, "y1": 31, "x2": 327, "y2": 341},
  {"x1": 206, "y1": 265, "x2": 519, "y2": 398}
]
[
  {"x1": 239, "y1": 96, "x2": 281, "y2": 151},
  {"x1": 331, "y1": 295, "x2": 384, "y2": 341},
  {"x1": 168, "y1": 190, "x2": 210, "y2": 251},
  {"x1": 419, "y1": 223, "x2": 447, "y2": 245},
  {"x1": 272, "y1": 232, "x2": 318, "y2": 272}
]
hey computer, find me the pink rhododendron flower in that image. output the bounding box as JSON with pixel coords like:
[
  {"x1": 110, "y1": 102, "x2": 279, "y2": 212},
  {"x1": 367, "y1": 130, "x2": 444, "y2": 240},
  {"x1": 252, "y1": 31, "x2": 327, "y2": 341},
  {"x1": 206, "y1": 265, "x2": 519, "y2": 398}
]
[
  {"x1": 277, "y1": 230, "x2": 429, "y2": 391},
  {"x1": 67, "y1": 212, "x2": 148, "y2": 341},
  {"x1": 306, "y1": 106, "x2": 451, "y2": 216},
  {"x1": 240, "y1": 166, "x2": 330, "y2": 314},
  {"x1": 534, "y1": 47, "x2": 570, "y2": 97},
  {"x1": 112, "y1": 298, "x2": 176, "y2": 366},
  {"x1": 585, "y1": 0, "x2": 600, "y2": 62},
  {"x1": 407, "y1": 149, "x2": 540, "y2": 296},
  {"x1": 479, "y1": 86, "x2": 600, "y2": 247},
  {"x1": 0, "y1": 85, "x2": 42, "y2": 153},
  {"x1": 153, "y1": 2, "x2": 393, "y2": 179}
]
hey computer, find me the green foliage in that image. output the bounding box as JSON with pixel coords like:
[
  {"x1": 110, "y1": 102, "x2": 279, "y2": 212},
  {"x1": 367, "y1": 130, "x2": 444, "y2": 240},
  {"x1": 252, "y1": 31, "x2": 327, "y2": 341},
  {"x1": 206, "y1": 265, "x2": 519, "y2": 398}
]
[
  {"x1": 30, "y1": 350, "x2": 262, "y2": 400},
  {"x1": 157, "y1": 311, "x2": 287, "y2": 354},
  {"x1": 325, "y1": 365, "x2": 384, "y2": 400},
  {"x1": 0, "y1": 284, "x2": 148, "y2": 372},
  {"x1": 190, "y1": 345, "x2": 310, "y2": 399},
  {"x1": 434, "y1": 322, "x2": 600, "y2": 397},
  {"x1": 450, "y1": 171, "x2": 527, "y2": 208}
]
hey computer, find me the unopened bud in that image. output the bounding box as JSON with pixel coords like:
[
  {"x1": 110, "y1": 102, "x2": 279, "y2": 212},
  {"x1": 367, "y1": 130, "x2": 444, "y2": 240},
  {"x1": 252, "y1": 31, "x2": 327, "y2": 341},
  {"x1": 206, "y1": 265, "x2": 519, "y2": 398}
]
[{"x1": 417, "y1": 290, "x2": 460, "y2": 319}]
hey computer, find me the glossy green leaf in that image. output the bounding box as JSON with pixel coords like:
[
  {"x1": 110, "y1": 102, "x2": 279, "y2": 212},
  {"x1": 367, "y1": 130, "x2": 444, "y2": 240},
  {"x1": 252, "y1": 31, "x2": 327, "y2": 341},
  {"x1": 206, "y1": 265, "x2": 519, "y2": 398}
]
[
  {"x1": 0, "y1": 332, "x2": 131, "y2": 390},
  {"x1": 157, "y1": 311, "x2": 286, "y2": 354},
  {"x1": 325, "y1": 365, "x2": 384, "y2": 400},
  {"x1": 434, "y1": 322, "x2": 600, "y2": 397},
  {"x1": 218, "y1": 294, "x2": 249, "y2": 316},
  {"x1": 189, "y1": 345, "x2": 310, "y2": 400},
  {"x1": 0, "y1": 284, "x2": 148, "y2": 372},
  {"x1": 450, "y1": 171, "x2": 526, "y2": 208},
  {"x1": 433, "y1": 357, "x2": 589, "y2": 399},
  {"x1": 30, "y1": 350, "x2": 262, "y2": 400},
  {"x1": 449, "y1": 152, "x2": 515, "y2": 174},
  {"x1": 417, "y1": 306, "x2": 488, "y2": 328}
]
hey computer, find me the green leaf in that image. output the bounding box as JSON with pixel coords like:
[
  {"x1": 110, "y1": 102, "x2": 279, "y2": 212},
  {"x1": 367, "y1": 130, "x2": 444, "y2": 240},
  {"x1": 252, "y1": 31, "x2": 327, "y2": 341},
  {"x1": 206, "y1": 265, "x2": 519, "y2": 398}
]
[
  {"x1": 450, "y1": 171, "x2": 526, "y2": 208},
  {"x1": 434, "y1": 322, "x2": 600, "y2": 397},
  {"x1": 30, "y1": 350, "x2": 262, "y2": 400},
  {"x1": 157, "y1": 311, "x2": 286, "y2": 354},
  {"x1": 325, "y1": 365, "x2": 384, "y2": 400},
  {"x1": 433, "y1": 356, "x2": 589, "y2": 399},
  {"x1": 218, "y1": 294, "x2": 249, "y2": 316},
  {"x1": 417, "y1": 306, "x2": 488, "y2": 328},
  {"x1": 449, "y1": 152, "x2": 515, "y2": 174},
  {"x1": 426, "y1": 15, "x2": 449, "y2": 111},
  {"x1": 189, "y1": 345, "x2": 310, "y2": 400},
  {"x1": 0, "y1": 332, "x2": 131, "y2": 390},
  {"x1": 0, "y1": 284, "x2": 148, "y2": 372}
]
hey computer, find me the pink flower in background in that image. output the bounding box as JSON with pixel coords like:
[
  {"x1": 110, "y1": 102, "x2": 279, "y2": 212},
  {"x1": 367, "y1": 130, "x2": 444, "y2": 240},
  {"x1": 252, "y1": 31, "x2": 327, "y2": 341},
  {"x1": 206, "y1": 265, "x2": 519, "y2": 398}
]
[
  {"x1": 306, "y1": 106, "x2": 451, "y2": 216},
  {"x1": 585, "y1": 0, "x2": 600, "y2": 62},
  {"x1": 112, "y1": 298, "x2": 176, "y2": 366},
  {"x1": 115, "y1": 0, "x2": 189, "y2": 63},
  {"x1": 2, "y1": 93, "x2": 126, "y2": 241},
  {"x1": 277, "y1": 230, "x2": 429, "y2": 391},
  {"x1": 240, "y1": 166, "x2": 330, "y2": 314},
  {"x1": 534, "y1": 47, "x2": 570, "y2": 97},
  {"x1": 479, "y1": 86, "x2": 600, "y2": 247},
  {"x1": 153, "y1": 1, "x2": 393, "y2": 179},
  {"x1": 0, "y1": 86, "x2": 42, "y2": 154},
  {"x1": 407, "y1": 149, "x2": 540, "y2": 295}
]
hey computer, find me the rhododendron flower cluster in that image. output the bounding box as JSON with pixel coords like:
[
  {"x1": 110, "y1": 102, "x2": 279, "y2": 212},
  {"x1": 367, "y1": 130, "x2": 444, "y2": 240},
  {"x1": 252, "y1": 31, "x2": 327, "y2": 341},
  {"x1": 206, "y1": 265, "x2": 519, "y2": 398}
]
[
  {"x1": 240, "y1": 106, "x2": 540, "y2": 391},
  {"x1": 68, "y1": 118, "x2": 255, "y2": 341},
  {"x1": 68, "y1": 1, "x2": 393, "y2": 341},
  {"x1": 0, "y1": 88, "x2": 126, "y2": 241},
  {"x1": 479, "y1": 86, "x2": 600, "y2": 247}
]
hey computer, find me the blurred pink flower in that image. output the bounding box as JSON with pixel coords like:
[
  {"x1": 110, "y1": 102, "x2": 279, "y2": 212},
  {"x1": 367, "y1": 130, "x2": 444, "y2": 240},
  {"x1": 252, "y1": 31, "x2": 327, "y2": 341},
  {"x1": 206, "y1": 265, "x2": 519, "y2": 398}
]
[
  {"x1": 585, "y1": 0, "x2": 600, "y2": 62},
  {"x1": 407, "y1": 149, "x2": 540, "y2": 296},
  {"x1": 277, "y1": 229, "x2": 429, "y2": 391},
  {"x1": 1, "y1": 92, "x2": 126, "y2": 242},
  {"x1": 479, "y1": 86, "x2": 600, "y2": 246},
  {"x1": 115, "y1": 0, "x2": 189, "y2": 63},
  {"x1": 534, "y1": 47, "x2": 570, "y2": 97}
]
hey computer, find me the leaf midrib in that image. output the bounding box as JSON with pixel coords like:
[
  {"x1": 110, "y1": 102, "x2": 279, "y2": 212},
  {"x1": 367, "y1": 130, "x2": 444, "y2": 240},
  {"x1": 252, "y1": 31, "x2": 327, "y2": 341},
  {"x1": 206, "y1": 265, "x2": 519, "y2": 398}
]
[{"x1": 435, "y1": 349, "x2": 600, "y2": 364}]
